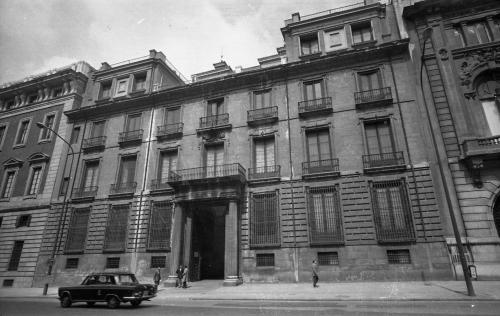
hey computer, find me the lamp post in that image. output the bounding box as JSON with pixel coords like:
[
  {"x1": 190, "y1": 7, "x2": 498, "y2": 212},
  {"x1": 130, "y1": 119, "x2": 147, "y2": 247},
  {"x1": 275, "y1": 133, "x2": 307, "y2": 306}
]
[
  {"x1": 36, "y1": 122, "x2": 75, "y2": 278},
  {"x1": 418, "y1": 27, "x2": 475, "y2": 296}
]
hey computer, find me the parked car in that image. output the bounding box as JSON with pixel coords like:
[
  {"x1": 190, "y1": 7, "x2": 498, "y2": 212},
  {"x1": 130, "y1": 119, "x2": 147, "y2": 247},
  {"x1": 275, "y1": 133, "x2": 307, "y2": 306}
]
[{"x1": 58, "y1": 272, "x2": 156, "y2": 308}]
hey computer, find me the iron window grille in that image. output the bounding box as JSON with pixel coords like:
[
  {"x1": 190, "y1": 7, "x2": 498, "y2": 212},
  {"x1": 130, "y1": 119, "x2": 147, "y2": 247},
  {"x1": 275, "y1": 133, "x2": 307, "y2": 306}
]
[
  {"x1": 8, "y1": 240, "x2": 24, "y2": 271},
  {"x1": 370, "y1": 180, "x2": 415, "y2": 243},
  {"x1": 249, "y1": 191, "x2": 280, "y2": 248},
  {"x1": 387, "y1": 249, "x2": 411, "y2": 264},
  {"x1": 307, "y1": 186, "x2": 344, "y2": 245},
  {"x1": 106, "y1": 257, "x2": 120, "y2": 269},
  {"x1": 65, "y1": 208, "x2": 91, "y2": 253},
  {"x1": 151, "y1": 256, "x2": 167, "y2": 268},
  {"x1": 318, "y1": 252, "x2": 339, "y2": 265},
  {"x1": 147, "y1": 201, "x2": 172, "y2": 251},
  {"x1": 16, "y1": 214, "x2": 31, "y2": 228},
  {"x1": 65, "y1": 258, "x2": 79, "y2": 269},
  {"x1": 2, "y1": 279, "x2": 14, "y2": 287},
  {"x1": 256, "y1": 253, "x2": 275, "y2": 267},
  {"x1": 0, "y1": 216, "x2": 2, "y2": 227},
  {"x1": 103, "y1": 205, "x2": 129, "y2": 252}
]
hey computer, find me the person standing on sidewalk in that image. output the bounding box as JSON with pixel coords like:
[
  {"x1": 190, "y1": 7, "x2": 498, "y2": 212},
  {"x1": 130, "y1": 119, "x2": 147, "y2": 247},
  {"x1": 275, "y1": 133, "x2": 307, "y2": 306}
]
[
  {"x1": 312, "y1": 260, "x2": 319, "y2": 287},
  {"x1": 153, "y1": 268, "x2": 161, "y2": 291},
  {"x1": 176, "y1": 265, "x2": 183, "y2": 288},
  {"x1": 182, "y1": 265, "x2": 189, "y2": 288}
]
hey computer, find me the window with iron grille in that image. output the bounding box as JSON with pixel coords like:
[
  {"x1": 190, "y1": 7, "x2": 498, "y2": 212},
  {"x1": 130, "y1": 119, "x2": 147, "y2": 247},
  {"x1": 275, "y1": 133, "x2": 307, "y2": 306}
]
[
  {"x1": 106, "y1": 257, "x2": 120, "y2": 269},
  {"x1": 151, "y1": 256, "x2": 166, "y2": 268},
  {"x1": 2, "y1": 279, "x2": 14, "y2": 287},
  {"x1": 371, "y1": 180, "x2": 415, "y2": 243},
  {"x1": 65, "y1": 208, "x2": 91, "y2": 253},
  {"x1": 103, "y1": 205, "x2": 129, "y2": 252},
  {"x1": 250, "y1": 192, "x2": 280, "y2": 247},
  {"x1": 16, "y1": 214, "x2": 31, "y2": 228},
  {"x1": 147, "y1": 201, "x2": 172, "y2": 251},
  {"x1": 65, "y1": 258, "x2": 79, "y2": 269},
  {"x1": 318, "y1": 252, "x2": 339, "y2": 265},
  {"x1": 256, "y1": 253, "x2": 275, "y2": 267},
  {"x1": 387, "y1": 249, "x2": 411, "y2": 264},
  {"x1": 307, "y1": 186, "x2": 344, "y2": 245},
  {"x1": 8, "y1": 240, "x2": 24, "y2": 271}
]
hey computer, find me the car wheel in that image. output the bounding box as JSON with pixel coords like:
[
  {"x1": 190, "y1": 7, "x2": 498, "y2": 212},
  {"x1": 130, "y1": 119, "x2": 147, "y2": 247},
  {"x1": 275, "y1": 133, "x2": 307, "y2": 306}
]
[
  {"x1": 130, "y1": 300, "x2": 142, "y2": 307},
  {"x1": 107, "y1": 296, "x2": 120, "y2": 309},
  {"x1": 60, "y1": 295, "x2": 72, "y2": 308},
  {"x1": 86, "y1": 302, "x2": 95, "y2": 307}
]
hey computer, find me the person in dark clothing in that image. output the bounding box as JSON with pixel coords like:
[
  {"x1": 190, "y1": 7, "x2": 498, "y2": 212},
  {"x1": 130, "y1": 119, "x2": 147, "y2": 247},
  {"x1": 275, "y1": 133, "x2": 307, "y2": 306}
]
[
  {"x1": 153, "y1": 268, "x2": 161, "y2": 291},
  {"x1": 182, "y1": 265, "x2": 189, "y2": 288},
  {"x1": 312, "y1": 260, "x2": 319, "y2": 288},
  {"x1": 176, "y1": 265, "x2": 183, "y2": 288}
]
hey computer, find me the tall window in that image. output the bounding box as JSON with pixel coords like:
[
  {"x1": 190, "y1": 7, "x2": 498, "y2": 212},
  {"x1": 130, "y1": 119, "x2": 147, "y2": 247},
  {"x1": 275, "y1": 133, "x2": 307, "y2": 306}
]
[
  {"x1": 99, "y1": 81, "x2": 112, "y2": 99},
  {"x1": 147, "y1": 201, "x2": 172, "y2": 250},
  {"x1": 249, "y1": 191, "x2": 280, "y2": 247},
  {"x1": 158, "y1": 151, "x2": 177, "y2": 181},
  {"x1": 476, "y1": 71, "x2": 500, "y2": 136},
  {"x1": 8, "y1": 241, "x2": 24, "y2": 271},
  {"x1": 306, "y1": 129, "x2": 332, "y2": 163},
  {"x1": 370, "y1": 180, "x2": 415, "y2": 242},
  {"x1": 117, "y1": 155, "x2": 137, "y2": 185},
  {"x1": 165, "y1": 108, "x2": 181, "y2": 125},
  {"x1": 364, "y1": 120, "x2": 395, "y2": 155},
  {"x1": 125, "y1": 113, "x2": 141, "y2": 132},
  {"x1": 254, "y1": 137, "x2": 275, "y2": 171},
  {"x1": 39, "y1": 114, "x2": 55, "y2": 140},
  {"x1": 82, "y1": 160, "x2": 99, "y2": 189},
  {"x1": 133, "y1": 73, "x2": 147, "y2": 91},
  {"x1": 253, "y1": 90, "x2": 271, "y2": 109},
  {"x1": 27, "y1": 166, "x2": 42, "y2": 195},
  {"x1": 307, "y1": 186, "x2": 343, "y2": 245},
  {"x1": 70, "y1": 126, "x2": 80, "y2": 144},
  {"x1": 304, "y1": 80, "x2": 324, "y2": 101},
  {"x1": 1, "y1": 170, "x2": 17, "y2": 198},
  {"x1": 464, "y1": 21, "x2": 492, "y2": 46},
  {"x1": 15, "y1": 119, "x2": 30, "y2": 145},
  {"x1": 207, "y1": 98, "x2": 224, "y2": 116},
  {"x1": 103, "y1": 205, "x2": 129, "y2": 252},
  {"x1": 452, "y1": 26, "x2": 466, "y2": 48},
  {"x1": 351, "y1": 22, "x2": 373, "y2": 44},
  {"x1": 0, "y1": 124, "x2": 7, "y2": 149},
  {"x1": 91, "y1": 121, "x2": 105, "y2": 138},
  {"x1": 300, "y1": 34, "x2": 319, "y2": 55},
  {"x1": 358, "y1": 70, "x2": 382, "y2": 91},
  {"x1": 205, "y1": 144, "x2": 224, "y2": 177},
  {"x1": 65, "y1": 208, "x2": 90, "y2": 253}
]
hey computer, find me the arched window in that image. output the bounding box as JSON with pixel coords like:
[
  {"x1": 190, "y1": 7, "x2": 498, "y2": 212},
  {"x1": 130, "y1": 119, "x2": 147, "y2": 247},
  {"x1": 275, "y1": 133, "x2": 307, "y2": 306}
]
[{"x1": 475, "y1": 71, "x2": 500, "y2": 136}]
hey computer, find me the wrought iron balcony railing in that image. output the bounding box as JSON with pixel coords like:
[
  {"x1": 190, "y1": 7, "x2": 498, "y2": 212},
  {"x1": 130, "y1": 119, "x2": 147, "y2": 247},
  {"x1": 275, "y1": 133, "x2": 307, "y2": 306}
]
[
  {"x1": 298, "y1": 97, "x2": 332, "y2": 116},
  {"x1": 354, "y1": 87, "x2": 392, "y2": 106},
  {"x1": 71, "y1": 186, "x2": 98, "y2": 199},
  {"x1": 302, "y1": 158, "x2": 339, "y2": 176},
  {"x1": 118, "y1": 129, "x2": 143, "y2": 144},
  {"x1": 110, "y1": 182, "x2": 137, "y2": 195},
  {"x1": 462, "y1": 135, "x2": 500, "y2": 158},
  {"x1": 82, "y1": 136, "x2": 106, "y2": 150},
  {"x1": 362, "y1": 151, "x2": 405, "y2": 171},
  {"x1": 167, "y1": 163, "x2": 246, "y2": 184},
  {"x1": 199, "y1": 113, "x2": 229, "y2": 129},
  {"x1": 157, "y1": 123, "x2": 183, "y2": 138},
  {"x1": 150, "y1": 178, "x2": 172, "y2": 191},
  {"x1": 247, "y1": 106, "x2": 278, "y2": 125},
  {"x1": 248, "y1": 165, "x2": 281, "y2": 180}
]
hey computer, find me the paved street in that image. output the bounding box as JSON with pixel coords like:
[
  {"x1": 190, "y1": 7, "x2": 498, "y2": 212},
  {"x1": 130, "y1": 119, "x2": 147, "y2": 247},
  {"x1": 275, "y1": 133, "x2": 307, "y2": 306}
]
[{"x1": 1, "y1": 297, "x2": 500, "y2": 315}]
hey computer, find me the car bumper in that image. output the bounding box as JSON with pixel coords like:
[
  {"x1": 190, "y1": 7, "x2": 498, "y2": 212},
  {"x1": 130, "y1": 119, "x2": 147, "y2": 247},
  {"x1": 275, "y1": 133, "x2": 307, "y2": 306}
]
[{"x1": 122, "y1": 294, "x2": 156, "y2": 301}]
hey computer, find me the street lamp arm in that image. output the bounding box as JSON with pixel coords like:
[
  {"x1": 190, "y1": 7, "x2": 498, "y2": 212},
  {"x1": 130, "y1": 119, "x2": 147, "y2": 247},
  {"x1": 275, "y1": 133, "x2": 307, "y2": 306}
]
[{"x1": 36, "y1": 122, "x2": 75, "y2": 156}]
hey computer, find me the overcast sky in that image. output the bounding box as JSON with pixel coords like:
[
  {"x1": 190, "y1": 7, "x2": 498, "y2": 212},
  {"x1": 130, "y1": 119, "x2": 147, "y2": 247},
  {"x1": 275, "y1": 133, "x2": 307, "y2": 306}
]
[{"x1": 0, "y1": 0, "x2": 358, "y2": 84}]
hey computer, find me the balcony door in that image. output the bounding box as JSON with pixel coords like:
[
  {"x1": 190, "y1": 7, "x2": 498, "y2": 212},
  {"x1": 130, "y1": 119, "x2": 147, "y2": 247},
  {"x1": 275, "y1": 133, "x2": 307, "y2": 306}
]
[
  {"x1": 82, "y1": 161, "x2": 99, "y2": 189},
  {"x1": 358, "y1": 70, "x2": 381, "y2": 92},
  {"x1": 254, "y1": 137, "x2": 275, "y2": 174},
  {"x1": 125, "y1": 113, "x2": 141, "y2": 132},
  {"x1": 91, "y1": 121, "x2": 105, "y2": 138},
  {"x1": 306, "y1": 129, "x2": 332, "y2": 172},
  {"x1": 205, "y1": 144, "x2": 224, "y2": 177},
  {"x1": 117, "y1": 155, "x2": 137, "y2": 186}
]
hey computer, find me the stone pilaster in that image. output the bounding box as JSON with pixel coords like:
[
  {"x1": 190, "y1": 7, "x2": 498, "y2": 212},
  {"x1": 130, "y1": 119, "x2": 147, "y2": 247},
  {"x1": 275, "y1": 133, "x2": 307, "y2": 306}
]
[
  {"x1": 165, "y1": 204, "x2": 183, "y2": 287},
  {"x1": 223, "y1": 200, "x2": 242, "y2": 286}
]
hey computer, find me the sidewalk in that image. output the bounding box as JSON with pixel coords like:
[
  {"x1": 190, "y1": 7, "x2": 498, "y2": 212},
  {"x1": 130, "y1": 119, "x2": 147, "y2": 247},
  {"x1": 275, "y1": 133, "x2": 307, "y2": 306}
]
[{"x1": 1, "y1": 281, "x2": 499, "y2": 301}]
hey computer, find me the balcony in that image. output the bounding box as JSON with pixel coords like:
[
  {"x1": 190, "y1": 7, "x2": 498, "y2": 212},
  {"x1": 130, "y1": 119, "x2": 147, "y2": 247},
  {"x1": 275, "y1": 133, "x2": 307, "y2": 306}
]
[
  {"x1": 118, "y1": 129, "x2": 143, "y2": 146},
  {"x1": 167, "y1": 163, "x2": 246, "y2": 188},
  {"x1": 247, "y1": 106, "x2": 278, "y2": 126},
  {"x1": 197, "y1": 113, "x2": 231, "y2": 133},
  {"x1": 302, "y1": 158, "x2": 340, "y2": 179},
  {"x1": 157, "y1": 123, "x2": 183, "y2": 140},
  {"x1": 109, "y1": 182, "x2": 137, "y2": 197},
  {"x1": 71, "y1": 186, "x2": 98, "y2": 201},
  {"x1": 248, "y1": 165, "x2": 281, "y2": 183},
  {"x1": 82, "y1": 136, "x2": 106, "y2": 151},
  {"x1": 354, "y1": 87, "x2": 392, "y2": 108},
  {"x1": 298, "y1": 97, "x2": 333, "y2": 117},
  {"x1": 462, "y1": 136, "x2": 500, "y2": 159},
  {"x1": 150, "y1": 178, "x2": 173, "y2": 193},
  {"x1": 363, "y1": 151, "x2": 406, "y2": 173}
]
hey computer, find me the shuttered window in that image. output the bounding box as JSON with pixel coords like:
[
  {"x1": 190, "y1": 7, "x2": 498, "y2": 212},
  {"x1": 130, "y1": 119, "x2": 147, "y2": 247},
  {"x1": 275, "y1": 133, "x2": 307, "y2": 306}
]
[
  {"x1": 165, "y1": 108, "x2": 181, "y2": 124},
  {"x1": 147, "y1": 201, "x2": 172, "y2": 250},
  {"x1": 254, "y1": 90, "x2": 271, "y2": 109},
  {"x1": 306, "y1": 129, "x2": 331, "y2": 163},
  {"x1": 365, "y1": 120, "x2": 394, "y2": 155},
  {"x1": 158, "y1": 151, "x2": 177, "y2": 181},
  {"x1": 205, "y1": 144, "x2": 224, "y2": 177},
  {"x1": 307, "y1": 186, "x2": 344, "y2": 245},
  {"x1": 254, "y1": 138, "x2": 275, "y2": 169},
  {"x1": 250, "y1": 192, "x2": 280, "y2": 247},
  {"x1": 207, "y1": 99, "x2": 224, "y2": 116},
  {"x1": 371, "y1": 180, "x2": 415, "y2": 242},
  {"x1": 65, "y1": 208, "x2": 90, "y2": 253},
  {"x1": 91, "y1": 121, "x2": 105, "y2": 138},
  {"x1": 103, "y1": 205, "x2": 129, "y2": 252},
  {"x1": 125, "y1": 113, "x2": 141, "y2": 132},
  {"x1": 117, "y1": 155, "x2": 137, "y2": 184},
  {"x1": 358, "y1": 70, "x2": 381, "y2": 91},
  {"x1": 82, "y1": 161, "x2": 99, "y2": 188},
  {"x1": 304, "y1": 80, "x2": 323, "y2": 101},
  {"x1": 8, "y1": 241, "x2": 24, "y2": 271}
]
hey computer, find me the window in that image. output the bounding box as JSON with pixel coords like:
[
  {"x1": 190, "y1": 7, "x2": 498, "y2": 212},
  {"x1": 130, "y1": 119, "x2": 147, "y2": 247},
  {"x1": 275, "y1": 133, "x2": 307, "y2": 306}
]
[
  {"x1": 352, "y1": 22, "x2": 373, "y2": 44},
  {"x1": 39, "y1": 114, "x2": 55, "y2": 141},
  {"x1": 106, "y1": 257, "x2": 120, "y2": 269},
  {"x1": 0, "y1": 216, "x2": 2, "y2": 227},
  {"x1": 306, "y1": 129, "x2": 332, "y2": 164},
  {"x1": 59, "y1": 177, "x2": 69, "y2": 196},
  {"x1": 476, "y1": 71, "x2": 500, "y2": 136},
  {"x1": 256, "y1": 253, "x2": 275, "y2": 267},
  {"x1": 165, "y1": 108, "x2": 181, "y2": 125},
  {"x1": 103, "y1": 205, "x2": 129, "y2": 252},
  {"x1": 117, "y1": 155, "x2": 137, "y2": 185},
  {"x1": 90, "y1": 121, "x2": 105, "y2": 138},
  {"x1": 115, "y1": 78, "x2": 129, "y2": 97},
  {"x1": 254, "y1": 137, "x2": 275, "y2": 173},
  {"x1": 325, "y1": 28, "x2": 346, "y2": 51},
  {"x1": 300, "y1": 34, "x2": 319, "y2": 55},
  {"x1": 358, "y1": 70, "x2": 382, "y2": 92},
  {"x1": 54, "y1": 86, "x2": 64, "y2": 97},
  {"x1": 27, "y1": 93, "x2": 38, "y2": 104},
  {"x1": 70, "y1": 126, "x2": 80, "y2": 144},
  {"x1": 82, "y1": 160, "x2": 99, "y2": 189},
  {"x1": 65, "y1": 258, "x2": 79, "y2": 269},
  {"x1": 147, "y1": 201, "x2": 172, "y2": 250},
  {"x1": 365, "y1": 120, "x2": 395, "y2": 155},
  {"x1": 0, "y1": 124, "x2": 7, "y2": 149},
  {"x1": 464, "y1": 21, "x2": 492, "y2": 46},
  {"x1": 1, "y1": 170, "x2": 17, "y2": 198},
  {"x1": 250, "y1": 191, "x2": 280, "y2": 247},
  {"x1": 158, "y1": 151, "x2": 177, "y2": 182},
  {"x1": 125, "y1": 113, "x2": 141, "y2": 132},
  {"x1": 27, "y1": 166, "x2": 43, "y2": 195},
  {"x1": 205, "y1": 144, "x2": 224, "y2": 177},
  {"x1": 387, "y1": 249, "x2": 411, "y2": 264},
  {"x1": 65, "y1": 208, "x2": 90, "y2": 253},
  {"x1": 15, "y1": 119, "x2": 30, "y2": 146},
  {"x1": 307, "y1": 186, "x2": 343, "y2": 245},
  {"x1": 370, "y1": 180, "x2": 415, "y2": 242},
  {"x1": 133, "y1": 73, "x2": 147, "y2": 91},
  {"x1": 2, "y1": 279, "x2": 14, "y2": 287},
  {"x1": 8, "y1": 240, "x2": 24, "y2": 271},
  {"x1": 99, "y1": 81, "x2": 112, "y2": 99},
  {"x1": 5, "y1": 99, "x2": 15, "y2": 110},
  {"x1": 16, "y1": 214, "x2": 31, "y2": 227},
  {"x1": 318, "y1": 252, "x2": 339, "y2": 265},
  {"x1": 151, "y1": 256, "x2": 167, "y2": 268},
  {"x1": 253, "y1": 90, "x2": 271, "y2": 109},
  {"x1": 303, "y1": 80, "x2": 324, "y2": 101},
  {"x1": 452, "y1": 26, "x2": 466, "y2": 48},
  {"x1": 207, "y1": 98, "x2": 224, "y2": 116}
]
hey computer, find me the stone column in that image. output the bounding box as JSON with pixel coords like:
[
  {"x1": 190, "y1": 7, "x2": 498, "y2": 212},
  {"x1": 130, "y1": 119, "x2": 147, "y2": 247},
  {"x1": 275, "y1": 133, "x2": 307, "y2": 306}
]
[
  {"x1": 182, "y1": 210, "x2": 193, "y2": 270},
  {"x1": 165, "y1": 204, "x2": 183, "y2": 287},
  {"x1": 223, "y1": 200, "x2": 241, "y2": 286}
]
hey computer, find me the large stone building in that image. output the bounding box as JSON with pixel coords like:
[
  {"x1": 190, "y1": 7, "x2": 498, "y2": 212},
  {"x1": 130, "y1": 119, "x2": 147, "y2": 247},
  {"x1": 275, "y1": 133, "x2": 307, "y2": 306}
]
[
  {"x1": 403, "y1": 0, "x2": 500, "y2": 279},
  {"x1": 0, "y1": 62, "x2": 93, "y2": 287}
]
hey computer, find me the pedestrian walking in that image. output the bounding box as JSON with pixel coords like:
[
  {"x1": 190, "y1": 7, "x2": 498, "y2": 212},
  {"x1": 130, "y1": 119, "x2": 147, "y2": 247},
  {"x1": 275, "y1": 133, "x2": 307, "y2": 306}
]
[
  {"x1": 312, "y1": 260, "x2": 319, "y2": 288},
  {"x1": 182, "y1": 265, "x2": 189, "y2": 288},
  {"x1": 176, "y1": 265, "x2": 183, "y2": 288},
  {"x1": 153, "y1": 268, "x2": 161, "y2": 291}
]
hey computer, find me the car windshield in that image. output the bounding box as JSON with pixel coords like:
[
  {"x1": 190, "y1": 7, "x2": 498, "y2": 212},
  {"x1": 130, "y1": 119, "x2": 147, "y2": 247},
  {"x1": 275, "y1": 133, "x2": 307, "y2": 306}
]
[{"x1": 115, "y1": 274, "x2": 138, "y2": 285}]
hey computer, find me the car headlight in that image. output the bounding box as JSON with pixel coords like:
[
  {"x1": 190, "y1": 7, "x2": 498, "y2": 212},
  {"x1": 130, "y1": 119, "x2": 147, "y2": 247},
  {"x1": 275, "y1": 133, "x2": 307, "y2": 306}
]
[{"x1": 133, "y1": 290, "x2": 143, "y2": 297}]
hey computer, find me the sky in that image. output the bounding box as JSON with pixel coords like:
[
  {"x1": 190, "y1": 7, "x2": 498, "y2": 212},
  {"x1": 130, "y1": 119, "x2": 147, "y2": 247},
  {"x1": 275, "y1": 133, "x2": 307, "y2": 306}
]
[{"x1": 0, "y1": 0, "x2": 359, "y2": 84}]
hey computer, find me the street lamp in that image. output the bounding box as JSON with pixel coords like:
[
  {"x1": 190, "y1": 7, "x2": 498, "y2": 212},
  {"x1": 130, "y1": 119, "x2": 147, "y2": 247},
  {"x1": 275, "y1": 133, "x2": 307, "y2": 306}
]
[
  {"x1": 418, "y1": 27, "x2": 475, "y2": 296},
  {"x1": 36, "y1": 122, "x2": 75, "y2": 278}
]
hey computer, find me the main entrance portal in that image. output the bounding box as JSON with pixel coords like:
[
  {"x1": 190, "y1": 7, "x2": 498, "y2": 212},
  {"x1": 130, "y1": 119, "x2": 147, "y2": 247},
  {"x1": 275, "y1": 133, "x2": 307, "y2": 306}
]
[{"x1": 190, "y1": 205, "x2": 226, "y2": 281}]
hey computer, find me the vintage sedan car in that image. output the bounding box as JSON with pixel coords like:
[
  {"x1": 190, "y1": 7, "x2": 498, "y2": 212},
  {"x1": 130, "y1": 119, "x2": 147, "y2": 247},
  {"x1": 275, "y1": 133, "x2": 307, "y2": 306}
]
[{"x1": 58, "y1": 272, "x2": 156, "y2": 308}]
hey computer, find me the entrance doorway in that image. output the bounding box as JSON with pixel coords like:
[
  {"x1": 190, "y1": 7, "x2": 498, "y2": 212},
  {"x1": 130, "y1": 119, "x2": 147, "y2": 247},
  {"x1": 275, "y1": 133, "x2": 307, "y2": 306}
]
[
  {"x1": 190, "y1": 205, "x2": 226, "y2": 281},
  {"x1": 494, "y1": 196, "x2": 500, "y2": 238}
]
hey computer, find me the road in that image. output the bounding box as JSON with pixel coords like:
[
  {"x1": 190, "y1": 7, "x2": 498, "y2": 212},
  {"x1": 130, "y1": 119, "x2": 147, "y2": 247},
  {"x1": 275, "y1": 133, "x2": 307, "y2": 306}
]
[{"x1": 1, "y1": 298, "x2": 499, "y2": 315}]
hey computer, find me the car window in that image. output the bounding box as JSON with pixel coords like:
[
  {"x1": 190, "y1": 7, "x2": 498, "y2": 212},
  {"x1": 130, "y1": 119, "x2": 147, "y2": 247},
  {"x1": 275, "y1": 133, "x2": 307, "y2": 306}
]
[{"x1": 116, "y1": 274, "x2": 138, "y2": 285}]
